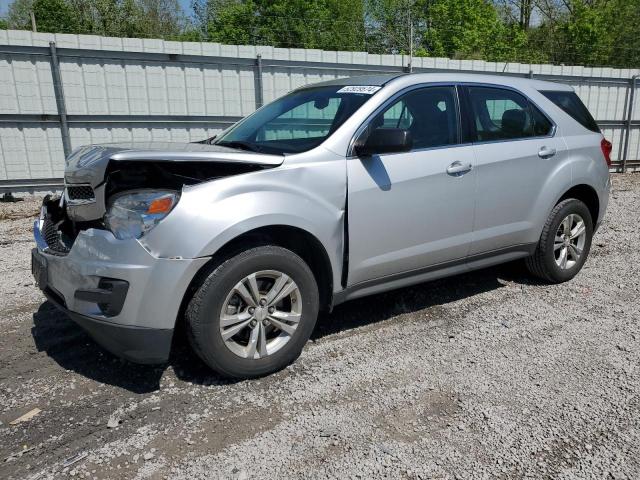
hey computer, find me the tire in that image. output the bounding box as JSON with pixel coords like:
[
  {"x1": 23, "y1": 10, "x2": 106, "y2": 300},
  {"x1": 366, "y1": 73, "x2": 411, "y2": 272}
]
[
  {"x1": 525, "y1": 198, "x2": 594, "y2": 283},
  {"x1": 186, "y1": 245, "x2": 319, "y2": 379}
]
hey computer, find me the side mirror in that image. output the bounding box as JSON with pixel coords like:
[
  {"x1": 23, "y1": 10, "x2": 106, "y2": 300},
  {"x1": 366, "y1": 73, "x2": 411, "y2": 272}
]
[{"x1": 354, "y1": 128, "x2": 413, "y2": 157}]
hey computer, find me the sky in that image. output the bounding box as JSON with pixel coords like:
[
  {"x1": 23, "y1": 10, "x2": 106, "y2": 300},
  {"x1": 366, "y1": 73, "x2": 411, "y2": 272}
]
[{"x1": 179, "y1": 0, "x2": 191, "y2": 15}]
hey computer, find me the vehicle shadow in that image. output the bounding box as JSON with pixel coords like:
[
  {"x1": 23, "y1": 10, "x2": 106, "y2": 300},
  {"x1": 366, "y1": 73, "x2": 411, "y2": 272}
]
[
  {"x1": 31, "y1": 301, "x2": 238, "y2": 393},
  {"x1": 312, "y1": 261, "x2": 544, "y2": 340},
  {"x1": 31, "y1": 302, "x2": 167, "y2": 393},
  {"x1": 30, "y1": 261, "x2": 541, "y2": 393},
  {"x1": 362, "y1": 155, "x2": 392, "y2": 191}
]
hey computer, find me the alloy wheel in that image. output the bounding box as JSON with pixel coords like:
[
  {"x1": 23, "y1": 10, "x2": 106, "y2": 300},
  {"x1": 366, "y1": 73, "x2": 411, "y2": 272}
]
[
  {"x1": 219, "y1": 270, "x2": 302, "y2": 359},
  {"x1": 554, "y1": 213, "x2": 587, "y2": 270}
]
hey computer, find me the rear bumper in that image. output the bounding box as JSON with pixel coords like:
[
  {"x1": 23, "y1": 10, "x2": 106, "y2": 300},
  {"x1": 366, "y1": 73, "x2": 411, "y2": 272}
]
[{"x1": 596, "y1": 174, "x2": 611, "y2": 231}]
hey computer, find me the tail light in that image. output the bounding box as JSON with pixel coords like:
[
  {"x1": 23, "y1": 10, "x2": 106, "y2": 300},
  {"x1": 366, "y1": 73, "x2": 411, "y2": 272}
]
[{"x1": 601, "y1": 138, "x2": 612, "y2": 167}]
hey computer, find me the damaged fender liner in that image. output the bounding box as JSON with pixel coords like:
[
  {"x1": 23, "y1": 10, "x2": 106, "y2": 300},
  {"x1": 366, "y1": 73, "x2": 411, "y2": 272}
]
[{"x1": 103, "y1": 160, "x2": 275, "y2": 198}]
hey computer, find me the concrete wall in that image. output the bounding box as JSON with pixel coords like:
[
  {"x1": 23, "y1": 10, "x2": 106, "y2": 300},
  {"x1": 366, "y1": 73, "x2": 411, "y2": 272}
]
[{"x1": 0, "y1": 29, "x2": 638, "y2": 182}]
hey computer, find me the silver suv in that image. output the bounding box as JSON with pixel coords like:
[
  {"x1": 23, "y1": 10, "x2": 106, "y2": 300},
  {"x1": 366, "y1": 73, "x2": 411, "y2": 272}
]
[{"x1": 32, "y1": 73, "x2": 611, "y2": 378}]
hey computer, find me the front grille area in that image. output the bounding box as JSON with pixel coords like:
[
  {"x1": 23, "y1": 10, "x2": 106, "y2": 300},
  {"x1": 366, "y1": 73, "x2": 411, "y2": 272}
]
[
  {"x1": 42, "y1": 215, "x2": 71, "y2": 255},
  {"x1": 67, "y1": 185, "x2": 95, "y2": 202}
]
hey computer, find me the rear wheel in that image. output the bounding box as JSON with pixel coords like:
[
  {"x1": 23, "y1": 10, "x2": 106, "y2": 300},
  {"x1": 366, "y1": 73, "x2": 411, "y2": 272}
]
[
  {"x1": 186, "y1": 245, "x2": 319, "y2": 378},
  {"x1": 525, "y1": 198, "x2": 593, "y2": 283}
]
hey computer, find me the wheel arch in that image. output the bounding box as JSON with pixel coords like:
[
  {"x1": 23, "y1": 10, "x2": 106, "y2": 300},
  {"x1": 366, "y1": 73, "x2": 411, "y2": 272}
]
[
  {"x1": 177, "y1": 225, "x2": 335, "y2": 333},
  {"x1": 556, "y1": 183, "x2": 600, "y2": 225}
]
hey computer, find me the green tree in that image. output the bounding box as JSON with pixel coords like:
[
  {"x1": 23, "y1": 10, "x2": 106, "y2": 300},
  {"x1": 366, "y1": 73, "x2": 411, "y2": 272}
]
[
  {"x1": 610, "y1": 0, "x2": 640, "y2": 67},
  {"x1": 0, "y1": 18, "x2": 8, "y2": 29},
  {"x1": 557, "y1": 0, "x2": 613, "y2": 66},
  {"x1": 364, "y1": 0, "x2": 428, "y2": 55},
  {"x1": 32, "y1": 0, "x2": 79, "y2": 33},
  {"x1": 7, "y1": 0, "x2": 187, "y2": 38},
  {"x1": 420, "y1": 0, "x2": 527, "y2": 61},
  {"x1": 194, "y1": 0, "x2": 366, "y2": 50},
  {"x1": 136, "y1": 0, "x2": 186, "y2": 38},
  {"x1": 7, "y1": 0, "x2": 33, "y2": 29},
  {"x1": 525, "y1": 0, "x2": 640, "y2": 67}
]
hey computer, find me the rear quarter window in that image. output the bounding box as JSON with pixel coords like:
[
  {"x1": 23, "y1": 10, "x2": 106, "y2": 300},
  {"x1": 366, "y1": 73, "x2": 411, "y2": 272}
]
[{"x1": 540, "y1": 91, "x2": 600, "y2": 133}]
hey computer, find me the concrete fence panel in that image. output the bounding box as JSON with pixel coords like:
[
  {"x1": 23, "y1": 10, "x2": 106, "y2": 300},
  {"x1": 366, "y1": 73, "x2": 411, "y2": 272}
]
[{"x1": 0, "y1": 29, "x2": 639, "y2": 189}]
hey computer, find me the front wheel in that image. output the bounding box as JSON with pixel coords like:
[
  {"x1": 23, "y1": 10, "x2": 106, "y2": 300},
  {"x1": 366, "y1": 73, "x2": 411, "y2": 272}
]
[
  {"x1": 186, "y1": 245, "x2": 319, "y2": 379},
  {"x1": 525, "y1": 198, "x2": 594, "y2": 283}
]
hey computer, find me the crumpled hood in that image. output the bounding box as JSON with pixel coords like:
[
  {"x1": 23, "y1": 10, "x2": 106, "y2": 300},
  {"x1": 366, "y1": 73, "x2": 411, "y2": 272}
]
[{"x1": 64, "y1": 142, "x2": 284, "y2": 187}]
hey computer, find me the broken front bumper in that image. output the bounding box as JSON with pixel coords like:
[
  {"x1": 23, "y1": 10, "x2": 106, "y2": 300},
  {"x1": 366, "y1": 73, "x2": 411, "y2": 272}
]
[{"x1": 32, "y1": 200, "x2": 208, "y2": 364}]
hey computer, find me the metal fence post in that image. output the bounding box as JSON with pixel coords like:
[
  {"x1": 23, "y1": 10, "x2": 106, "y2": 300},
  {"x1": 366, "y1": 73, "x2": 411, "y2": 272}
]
[
  {"x1": 255, "y1": 54, "x2": 264, "y2": 109},
  {"x1": 49, "y1": 41, "x2": 72, "y2": 158},
  {"x1": 622, "y1": 74, "x2": 638, "y2": 173}
]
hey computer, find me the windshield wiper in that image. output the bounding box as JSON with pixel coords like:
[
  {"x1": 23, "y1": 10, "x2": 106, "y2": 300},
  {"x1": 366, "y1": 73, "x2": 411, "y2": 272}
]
[{"x1": 216, "y1": 140, "x2": 262, "y2": 153}]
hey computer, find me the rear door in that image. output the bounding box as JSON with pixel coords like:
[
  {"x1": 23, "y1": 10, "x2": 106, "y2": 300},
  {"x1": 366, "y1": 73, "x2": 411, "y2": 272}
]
[
  {"x1": 463, "y1": 85, "x2": 567, "y2": 255},
  {"x1": 347, "y1": 85, "x2": 477, "y2": 285}
]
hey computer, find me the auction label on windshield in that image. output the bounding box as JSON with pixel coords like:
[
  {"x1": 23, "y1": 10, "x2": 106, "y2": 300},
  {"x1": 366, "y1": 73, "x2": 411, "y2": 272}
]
[{"x1": 337, "y1": 86, "x2": 382, "y2": 94}]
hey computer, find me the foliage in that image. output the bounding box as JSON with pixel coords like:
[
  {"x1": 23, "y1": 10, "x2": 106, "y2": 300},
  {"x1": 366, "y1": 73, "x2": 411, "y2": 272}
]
[
  {"x1": 7, "y1": 0, "x2": 34, "y2": 29},
  {"x1": 193, "y1": 0, "x2": 366, "y2": 50},
  {"x1": 3, "y1": 0, "x2": 640, "y2": 68},
  {"x1": 32, "y1": 0, "x2": 79, "y2": 33},
  {"x1": 420, "y1": 0, "x2": 528, "y2": 61},
  {"x1": 8, "y1": 0, "x2": 186, "y2": 38}
]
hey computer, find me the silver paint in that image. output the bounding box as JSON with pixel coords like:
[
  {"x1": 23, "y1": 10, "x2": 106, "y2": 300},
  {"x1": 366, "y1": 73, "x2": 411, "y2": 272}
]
[{"x1": 35, "y1": 73, "x2": 610, "y2": 335}]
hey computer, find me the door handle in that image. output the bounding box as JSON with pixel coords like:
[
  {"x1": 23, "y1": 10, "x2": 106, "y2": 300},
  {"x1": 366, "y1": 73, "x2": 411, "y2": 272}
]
[
  {"x1": 446, "y1": 161, "x2": 472, "y2": 176},
  {"x1": 538, "y1": 146, "x2": 556, "y2": 158}
]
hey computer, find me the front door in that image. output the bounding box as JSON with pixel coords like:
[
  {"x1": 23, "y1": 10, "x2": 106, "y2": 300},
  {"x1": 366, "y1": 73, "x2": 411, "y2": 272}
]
[{"x1": 347, "y1": 85, "x2": 477, "y2": 286}]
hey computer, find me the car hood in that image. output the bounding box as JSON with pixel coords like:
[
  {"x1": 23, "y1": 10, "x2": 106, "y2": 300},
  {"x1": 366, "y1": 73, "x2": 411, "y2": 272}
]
[{"x1": 64, "y1": 142, "x2": 284, "y2": 187}]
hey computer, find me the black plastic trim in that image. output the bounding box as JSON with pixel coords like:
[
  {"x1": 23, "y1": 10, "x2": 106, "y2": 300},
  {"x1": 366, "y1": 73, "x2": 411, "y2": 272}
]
[
  {"x1": 74, "y1": 278, "x2": 129, "y2": 317},
  {"x1": 43, "y1": 290, "x2": 172, "y2": 364},
  {"x1": 457, "y1": 85, "x2": 476, "y2": 144},
  {"x1": 332, "y1": 243, "x2": 537, "y2": 307}
]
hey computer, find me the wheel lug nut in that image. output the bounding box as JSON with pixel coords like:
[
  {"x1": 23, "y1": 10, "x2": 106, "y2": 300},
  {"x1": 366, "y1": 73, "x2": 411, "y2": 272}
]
[
  {"x1": 268, "y1": 306, "x2": 275, "y2": 314},
  {"x1": 250, "y1": 319, "x2": 257, "y2": 327},
  {"x1": 262, "y1": 319, "x2": 269, "y2": 326},
  {"x1": 248, "y1": 307, "x2": 255, "y2": 314},
  {"x1": 259, "y1": 298, "x2": 267, "y2": 306}
]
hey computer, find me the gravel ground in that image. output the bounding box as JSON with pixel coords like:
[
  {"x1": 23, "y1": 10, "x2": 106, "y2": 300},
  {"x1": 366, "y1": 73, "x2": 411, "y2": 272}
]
[{"x1": 0, "y1": 174, "x2": 639, "y2": 480}]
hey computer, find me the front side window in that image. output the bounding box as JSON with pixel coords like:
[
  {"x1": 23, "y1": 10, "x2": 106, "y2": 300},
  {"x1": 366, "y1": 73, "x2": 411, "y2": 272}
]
[
  {"x1": 467, "y1": 86, "x2": 553, "y2": 142},
  {"x1": 215, "y1": 86, "x2": 375, "y2": 155},
  {"x1": 368, "y1": 86, "x2": 458, "y2": 149}
]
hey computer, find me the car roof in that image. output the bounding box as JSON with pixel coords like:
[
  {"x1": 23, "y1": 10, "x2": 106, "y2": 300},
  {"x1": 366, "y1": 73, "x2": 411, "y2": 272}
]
[
  {"x1": 301, "y1": 72, "x2": 573, "y2": 92},
  {"x1": 300, "y1": 74, "x2": 403, "y2": 88}
]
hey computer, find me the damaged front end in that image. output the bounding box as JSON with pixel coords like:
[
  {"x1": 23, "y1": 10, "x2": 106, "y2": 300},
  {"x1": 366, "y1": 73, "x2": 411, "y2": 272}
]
[
  {"x1": 41, "y1": 142, "x2": 284, "y2": 252},
  {"x1": 31, "y1": 142, "x2": 284, "y2": 363}
]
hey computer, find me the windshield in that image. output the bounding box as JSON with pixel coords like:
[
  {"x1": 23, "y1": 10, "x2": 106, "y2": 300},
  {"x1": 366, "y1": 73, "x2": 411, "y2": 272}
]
[{"x1": 215, "y1": 86, "x2": 377, "y2": 155}]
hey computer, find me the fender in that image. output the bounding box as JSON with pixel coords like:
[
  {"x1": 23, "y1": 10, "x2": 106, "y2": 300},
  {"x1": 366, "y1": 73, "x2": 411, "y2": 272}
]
[
  {"x1": 141, "y1": 154, "x2": 347, "y2": 292},
  {"x1": 520, "y1": 148, "x2": 574, "y2": 245},
  {"x1": 528, "y1": 130, "x2": 610, "y2": 243},
  {"x1": 566, "y1": 134, "x2": 611, "y2": 226}
]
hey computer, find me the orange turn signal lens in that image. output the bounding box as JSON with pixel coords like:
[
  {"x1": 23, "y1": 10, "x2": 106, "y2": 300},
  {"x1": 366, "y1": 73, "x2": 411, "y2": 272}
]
[{"x1": 146, "y1": 196, "x2": 174, "y2": 214}]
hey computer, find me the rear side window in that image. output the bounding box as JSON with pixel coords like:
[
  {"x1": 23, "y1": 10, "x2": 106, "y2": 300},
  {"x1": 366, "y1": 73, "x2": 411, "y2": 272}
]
[
  {"x1": 540, "y1": 90, "x2": 600, "y2": 133},
  {"x1": 467, "y1": 86, "x2": 553, "y2": 142}
]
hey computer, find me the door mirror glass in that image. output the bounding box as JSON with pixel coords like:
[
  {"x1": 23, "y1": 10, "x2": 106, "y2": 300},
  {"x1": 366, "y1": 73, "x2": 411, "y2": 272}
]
[{"x1": 355, "y1": 128, "x2": 413, "y2": 156}]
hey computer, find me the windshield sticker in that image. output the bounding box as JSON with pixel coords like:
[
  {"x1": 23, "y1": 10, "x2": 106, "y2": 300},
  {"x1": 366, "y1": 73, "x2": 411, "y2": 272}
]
[{"x1": 336, "y1": 85, "x2": 382, "y2": 95}]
